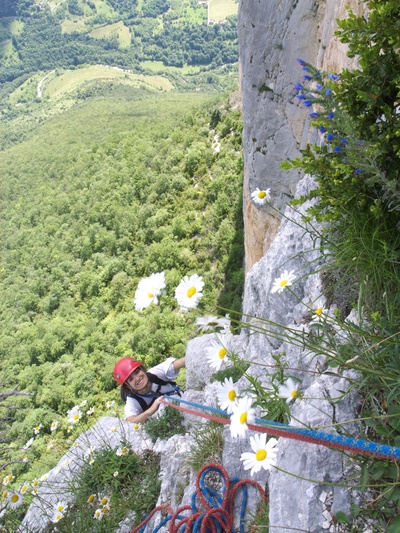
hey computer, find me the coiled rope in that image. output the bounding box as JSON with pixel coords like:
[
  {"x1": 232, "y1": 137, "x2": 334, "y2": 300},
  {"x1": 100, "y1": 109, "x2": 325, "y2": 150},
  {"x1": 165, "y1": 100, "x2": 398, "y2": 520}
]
[
  {"x1": 130, "y1": 463, "x2": 266, "y2": 533},
  {"x1": 161, "y1": 396, "x2": 400, "y2": 461}
]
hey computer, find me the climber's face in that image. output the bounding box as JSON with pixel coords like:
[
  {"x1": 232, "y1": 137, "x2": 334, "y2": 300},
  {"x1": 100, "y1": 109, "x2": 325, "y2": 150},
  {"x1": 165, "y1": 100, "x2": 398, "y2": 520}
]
[{"x1": 126, "y1": 367, "x2": 150, "y2": 393}]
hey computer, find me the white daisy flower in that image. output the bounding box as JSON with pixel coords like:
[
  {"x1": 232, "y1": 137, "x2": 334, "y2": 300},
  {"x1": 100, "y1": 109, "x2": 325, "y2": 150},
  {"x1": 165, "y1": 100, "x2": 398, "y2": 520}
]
[
  {"x1": 251, "y1": 187, "x2": 271, "y2": 206},
  {"x1": 113, "y1": 471, "x2": 119, "y2": 477},
  {"x1": 19, "y1": 482, "x2": 29, "y2": 495},
  {"x1": 80, "y1": 399, "x2": 87, "y2": 407},
  {"x1": 278, "y1": 378, "x2": 300, "y2": 404},
  {"x1": 240, "y1": 434, "x2": 279, "y2": 475},
  {"x1": 31, "y1": 479, "x2": 39, "y2": 491},
  {"x1": 67, "y1": 406, "x2": 82, "y2": 424},
  {"x1": 94, "y1": 508, "x2": 104, "y2": 520},
  {"x1": 206, "y1": 339, "x2": 229, "y2": 371},
  {"x1": 87, "y1": 494, "x2": 96, "y2": 504},
  {"x1": 67, "y1": 426, "x2": 73, "y2": 433},
  {"x1": 116, "y1": 446, "x2": 129, "y2": 456},
  {"x1": 134, "y1": 272, "x2": 166, "y2": 311},
  {"x1": 216, "y1": 377, "x2": 238, "y2": 414},
  {"x1": 22, "y1": 454, "x2": 29, "y2": 463},
  {"x1": 51, "y1": 511, "x2": 64, "y2": 523},
  {"x1": 55, "y1": 501, "x2": 68, "y2": 514},
  {"x1": 102, "y1": 505, "x2": 111, "y2": 514},
  {"x1": 86, "y1": 407, "x2": 95, "y2": 415},
  {"x1": 230, "y1": 396, "x2": 256, "y2": 439},
  {"x1": 110, "y1": 427, "x2": 118, "y2": 433},
  {"x1": 39, "y1": 473, "x2": 49, "y2": 482},
  {"x1": 133, "y1": 423, "x2": 141, "y2": 431},
  {"x1": 3, "y1": 474, "x2": 14, "y2": 486},
  {"x1": 195, "y1": 314, "x2": 231, "y2": 332},
  {"x1": 47, "y1": 439, "x2": 57, "y2": 450},
  {"x1": 105, "y1": 400, "x2": 115, "y2": 409},
  {"x1": 175, "y1": 274, "x2": 204, "y2": 311},
  {"x1": 33, "y1": 424, "x2": 42, "y2": 435},
  {"x1": 100, "y1": 495, "x2": 110, "y2": 507},
  {"x1": 311, "y1": 300, "x2": 327, "y2": 322},
  {"x1": 7, "y1": 491, "x2": 23, "y2": 509},
  {"x1": 50, "y1": 420, "x2": 58, "y2": 432},
  {"x1": 271, "y1": 270, "x2": 296, "y2": 294},
  {"x1": 22, "y1": 437, "x2": 34, "y2": 450}
]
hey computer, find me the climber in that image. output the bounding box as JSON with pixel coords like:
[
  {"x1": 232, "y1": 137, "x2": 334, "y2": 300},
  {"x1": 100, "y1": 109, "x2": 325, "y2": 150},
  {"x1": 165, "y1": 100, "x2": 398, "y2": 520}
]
[{"x1": 112, "y1": 356, "x2": 186, "y2": 424}]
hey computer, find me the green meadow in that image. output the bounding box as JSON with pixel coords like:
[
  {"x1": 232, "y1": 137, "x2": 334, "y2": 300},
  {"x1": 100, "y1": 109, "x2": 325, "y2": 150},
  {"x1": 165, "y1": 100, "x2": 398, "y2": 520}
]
[{"x1": 209, "y1": 0, "x2": 238, "y2": 20}]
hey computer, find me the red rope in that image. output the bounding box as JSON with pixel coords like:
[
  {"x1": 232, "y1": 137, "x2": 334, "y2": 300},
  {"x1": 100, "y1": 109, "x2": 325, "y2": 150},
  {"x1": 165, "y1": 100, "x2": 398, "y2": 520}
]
[
  {"x1": 161, "y1": 398, "x2": 394, "y2": 460},
  {"x1": 130, "y1": 463, "x2": 266, "y2": 533}
]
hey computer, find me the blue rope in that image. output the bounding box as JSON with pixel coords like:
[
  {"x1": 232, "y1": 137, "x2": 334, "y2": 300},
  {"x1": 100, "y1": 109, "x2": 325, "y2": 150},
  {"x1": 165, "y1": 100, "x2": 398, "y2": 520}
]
[{"x1": 166, "y1": 396, "x2": 400, "y2": 460}]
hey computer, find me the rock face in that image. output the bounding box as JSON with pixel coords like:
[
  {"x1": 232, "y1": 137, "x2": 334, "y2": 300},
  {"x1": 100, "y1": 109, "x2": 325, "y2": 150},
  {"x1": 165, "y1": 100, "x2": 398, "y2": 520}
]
[{"x1": 239, "y1": 0, "x2": 364, "y2": 272}]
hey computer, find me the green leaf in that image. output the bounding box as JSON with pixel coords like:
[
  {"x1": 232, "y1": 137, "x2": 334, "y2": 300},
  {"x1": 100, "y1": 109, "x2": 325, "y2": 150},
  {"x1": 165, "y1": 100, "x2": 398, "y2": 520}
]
[
  {"x1": 388, "y1": 514, "x2": 400, "y2": 533},
  {"x1": 334, "y1": 511, "x2": 348, "y2": 524}
]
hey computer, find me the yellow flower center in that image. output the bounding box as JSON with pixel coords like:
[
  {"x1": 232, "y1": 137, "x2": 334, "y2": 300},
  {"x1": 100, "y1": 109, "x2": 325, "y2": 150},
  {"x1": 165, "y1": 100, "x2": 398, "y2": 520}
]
[
  {"x1": 279, "y1": 279, "x2": 288, "y2": 288},
  {"x1": 73, "y1": 414, "x2": 80, "y2": 421},
  {"x1": 291, "y1": 390, "x2": 298, "y2": 398},
  {"x1": 11, "y1": 495, "x2": 19, "y2": 503},
  {"x1": 315, "y1": 306, "x2": 323, "y2": 315},
  {"x1": 103, "y1": 506, "x2": 110, "y2": 513},
  {"x1": 227, "y1": 390, "x2": 236, "y2": 401},
  {"x1": 240, "y1": 412, "x2": 248, "y2": 424},
  {"x1": 134, "y1": 424, "x2": 140, "y2": 430},
  {"x1": 101, "y1": 498, "x2": 108, "y2": 505},
  {"x1": 218, "y1": 348, "x2": 227, "y2": 359},
  {"x1": 148, "y1": 292, "x2": 154, "y2": 299},
  {"x1": 88, "y1": 495, "x2": 95, "y2": 503},
  {"x1": 57, "y1": 505, "x2": 65, "y2": 512},
  {"x1": 255, "y1": 449, "x2": 267, "y2": 461},
  {"x1": 258, "y1": 191, "x2": 266, "y2": 199},
  {"x1": 187, "y1": 286, "x2": 197, "y2": 298}
]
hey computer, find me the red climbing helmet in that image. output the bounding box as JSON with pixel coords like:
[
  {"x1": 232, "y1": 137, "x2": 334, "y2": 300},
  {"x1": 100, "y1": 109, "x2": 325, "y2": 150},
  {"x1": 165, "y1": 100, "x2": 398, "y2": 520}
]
[{"x1": 113, "y1": 357, "x2": 141, "y2": 385}]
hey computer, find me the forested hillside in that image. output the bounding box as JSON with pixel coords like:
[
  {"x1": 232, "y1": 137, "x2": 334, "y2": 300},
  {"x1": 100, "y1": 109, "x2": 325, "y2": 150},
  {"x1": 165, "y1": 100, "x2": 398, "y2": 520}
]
[
  {"x1": 0, "y1": 0, "x2": 238, "y2": 84},
  {"x1": 0, "y1": 86, "x2": 244, "y2": 483}
]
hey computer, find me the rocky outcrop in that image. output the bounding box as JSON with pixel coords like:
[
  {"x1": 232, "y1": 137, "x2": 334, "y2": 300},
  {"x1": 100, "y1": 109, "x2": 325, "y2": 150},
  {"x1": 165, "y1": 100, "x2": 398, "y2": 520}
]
[{"x1": 239, "y1": 0, "x2": 363, "y2": 272}]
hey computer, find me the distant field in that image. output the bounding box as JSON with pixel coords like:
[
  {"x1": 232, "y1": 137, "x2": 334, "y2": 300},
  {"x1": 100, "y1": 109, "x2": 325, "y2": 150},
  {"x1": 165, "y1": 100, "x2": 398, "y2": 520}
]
[
  {"x1": 44, "y1": 66, "x2": 173, "y2": 98},
  {"x1": 209, "y1": 0, "x2": 238, "y2": 20},
  {"x1": 0, "y1": 18, "x2": 24, "y2": 65},
  {"x1": 89, "y1": 21, "x2": 131, "y2": 49},
  {"x1": 61, "y1": 19, "x2": 86, "y2": 33},
  {"x1": 141, "y1": 61, "x2": 201, "y2": 74}
]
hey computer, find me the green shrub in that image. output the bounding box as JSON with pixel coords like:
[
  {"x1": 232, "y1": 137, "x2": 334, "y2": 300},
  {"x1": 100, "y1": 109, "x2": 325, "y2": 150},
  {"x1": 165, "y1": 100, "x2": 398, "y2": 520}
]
[{"x1": 145, "y1": 406, "x2": 186, "y2": 443}]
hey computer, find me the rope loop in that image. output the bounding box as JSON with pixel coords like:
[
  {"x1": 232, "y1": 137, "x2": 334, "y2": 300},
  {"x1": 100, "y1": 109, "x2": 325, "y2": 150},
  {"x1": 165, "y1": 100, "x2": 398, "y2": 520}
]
[{"x1": 130, "y1": 464, "x2": 266, "y2": 533}]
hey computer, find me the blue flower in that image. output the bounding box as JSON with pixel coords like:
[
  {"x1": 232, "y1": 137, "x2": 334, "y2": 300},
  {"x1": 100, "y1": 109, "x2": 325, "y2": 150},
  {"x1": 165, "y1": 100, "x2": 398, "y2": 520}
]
[
  {"x1": 315, "y1": 84, "x2": 323, "y2": 91},
  {"x1": 325, "y1": 89, "x2": 332, "y2": 96},
  {"x1": 329, "y1": 74, "x2": 340, "y2": 81},
  {"x1": 304, "y1": 100, "x2": 313, "y2": 107},
  {"x1": 296, "y1": 94, "x2": 306, "y2": 100},
  {"x1": 354, "y1": 169, "x2": 365, "y2": 174},
  {"x1": 327, "y1": 133, "x2": 334, "y2": 142},
  {"x1": 328, "y1": 112, "x2": 335, "y2": 120},
  {"x1": 303, "y1": 75, "x2": 312, "y2": 81},
  {"x1": 294, "y1": 82, "x2": 304, "y2": 91},
  {"x1": 341, "y1": 138, "x2": 348, "y2": 145},
  {"x1": 309, "y1": 112, "x2": 319, "y2": 119},
  {"x1": 297, "y1": 58, "x2": 307, "y2": 66},
  {"x1": 334, "y1": 146, "x2": 342, "y2": 153},
  {"x1": 319, "y1": 126, "x2": 327, "y2": 133}
]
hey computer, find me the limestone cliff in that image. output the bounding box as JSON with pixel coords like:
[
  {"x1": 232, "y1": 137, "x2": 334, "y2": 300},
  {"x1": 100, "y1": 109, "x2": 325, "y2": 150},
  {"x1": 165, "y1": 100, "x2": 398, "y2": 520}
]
[{"x1": 239, "y1": 0, "x2": 363, "y2": 272}]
